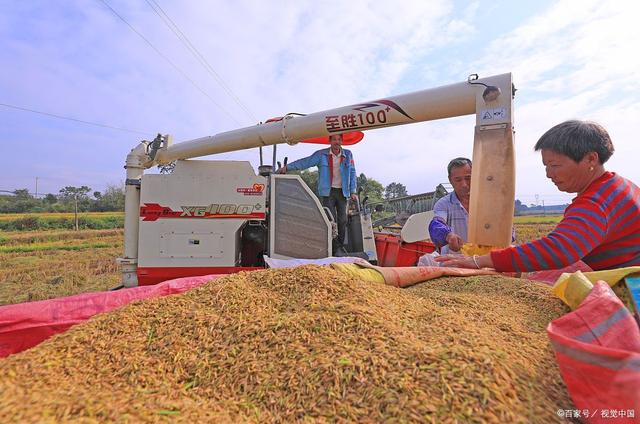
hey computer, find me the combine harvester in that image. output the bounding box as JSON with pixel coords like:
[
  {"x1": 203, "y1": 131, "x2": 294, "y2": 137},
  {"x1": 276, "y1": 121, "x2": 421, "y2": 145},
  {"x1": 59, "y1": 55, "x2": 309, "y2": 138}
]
[{"x1": 118, "y1": 73, "x2": 516, "y2": 286}]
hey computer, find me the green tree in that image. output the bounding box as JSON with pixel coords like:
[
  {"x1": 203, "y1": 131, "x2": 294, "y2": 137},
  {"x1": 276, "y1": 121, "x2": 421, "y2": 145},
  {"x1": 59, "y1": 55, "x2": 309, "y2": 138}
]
[
  {"x1": 514, "y1": 199, "x2": 528, "y2": 216},
  {"x1": 13, "y1": 188, "x2": 32, "y2": 199},
  {"x1": 357, "y1": 174, "x2": 384, "y2": 203},
  {"x1": 384, "y1": 182, "x2": 408, "y2": 200},
  {"x1": 292, "y1": 171, "x2": 385, "y2": 205},
  {"x1": 44, "y1": 193, "x2": 58, "y2": 204},
  {"x1": 59, "y1": 186, "x2": 91, "y2": 202},
  {"x1": 9, "y1": 188, "x2": 39, "y2": 213},
  {"x1": 99, "y1": 184, "x2": 125, "y2": 211},
  {"x1": 59, "y1": 186, "x2": 91, "y2": 230},
  {"x1": 90, "y1": 190, "x2": 105, "y2": 212},
  {"x1": 295, "y1": 170, "x2": 319, "y2": 197}
]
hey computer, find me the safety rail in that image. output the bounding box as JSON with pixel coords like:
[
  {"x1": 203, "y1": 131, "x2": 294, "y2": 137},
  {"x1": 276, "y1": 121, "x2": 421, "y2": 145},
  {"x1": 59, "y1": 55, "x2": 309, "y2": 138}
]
[{"x1": 370, "y1": 184, "x2": 450, "y2": 227}]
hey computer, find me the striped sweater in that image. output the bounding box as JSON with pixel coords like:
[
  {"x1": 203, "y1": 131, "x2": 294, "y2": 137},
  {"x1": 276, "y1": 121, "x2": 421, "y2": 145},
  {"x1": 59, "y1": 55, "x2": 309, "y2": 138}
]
[{"x1": 491, "y1": 172, "x2": 640, "y2": 272}]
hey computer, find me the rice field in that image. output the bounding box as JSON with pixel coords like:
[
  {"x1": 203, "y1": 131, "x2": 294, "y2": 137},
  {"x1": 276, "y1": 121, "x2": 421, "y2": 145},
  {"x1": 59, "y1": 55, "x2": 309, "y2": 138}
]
[{"x1": 513, "y1": 214, "x2": 562, "y2": 224}]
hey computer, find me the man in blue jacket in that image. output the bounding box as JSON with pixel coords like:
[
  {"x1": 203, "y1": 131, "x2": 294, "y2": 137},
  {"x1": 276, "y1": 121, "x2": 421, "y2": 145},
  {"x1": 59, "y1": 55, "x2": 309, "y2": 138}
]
[{"x1": 278, "y1": 133, "x2": 358, "y2": 249}]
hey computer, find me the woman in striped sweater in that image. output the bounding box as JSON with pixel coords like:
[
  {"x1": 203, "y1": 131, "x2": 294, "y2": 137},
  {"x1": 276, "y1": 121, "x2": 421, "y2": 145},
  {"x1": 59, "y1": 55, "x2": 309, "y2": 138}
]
[{"x1": 436, "y1": 120, "x2": 639, "y2": 272}]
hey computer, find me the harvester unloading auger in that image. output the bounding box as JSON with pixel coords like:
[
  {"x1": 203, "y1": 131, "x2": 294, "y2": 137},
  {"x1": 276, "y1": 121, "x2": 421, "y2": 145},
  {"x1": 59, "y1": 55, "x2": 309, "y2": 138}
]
[{"x1": 118, "y1": 73, "x2": 516, "y2": 287}]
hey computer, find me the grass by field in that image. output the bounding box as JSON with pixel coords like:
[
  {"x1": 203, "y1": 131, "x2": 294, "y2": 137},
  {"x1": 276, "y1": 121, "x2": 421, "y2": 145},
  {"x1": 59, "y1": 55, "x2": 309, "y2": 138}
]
[
  {"x1": 0, "y1": 212, "x2": 123, "y2": 231},
  {"x1": 0, "y1": 212, "x2": 123, "y2": 221}
]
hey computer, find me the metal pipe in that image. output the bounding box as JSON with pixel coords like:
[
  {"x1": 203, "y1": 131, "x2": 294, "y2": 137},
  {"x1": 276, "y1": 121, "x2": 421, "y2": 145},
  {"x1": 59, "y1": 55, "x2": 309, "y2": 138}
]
[
  {"x1": 153, "y1": 74, "x2": 511, "y2": 165},
  {"x1": 117, "y1": 142, "x2": 148, "y2": 287},
  {"x1": 272, "y1": 145, "x2": 277, "y2": 169}
]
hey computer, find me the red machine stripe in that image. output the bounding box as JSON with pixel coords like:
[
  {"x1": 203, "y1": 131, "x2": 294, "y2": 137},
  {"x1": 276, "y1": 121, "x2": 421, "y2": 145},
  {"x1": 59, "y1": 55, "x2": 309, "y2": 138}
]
[{"x1": 137, "y1": 266, "x2": 263, "y2": 286}]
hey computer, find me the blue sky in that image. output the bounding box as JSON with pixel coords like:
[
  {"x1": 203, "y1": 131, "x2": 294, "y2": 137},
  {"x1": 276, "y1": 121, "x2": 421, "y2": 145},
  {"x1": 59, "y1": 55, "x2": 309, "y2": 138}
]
[{"x1": 1, "y1": 0, "x2": 638, "y2": 205}]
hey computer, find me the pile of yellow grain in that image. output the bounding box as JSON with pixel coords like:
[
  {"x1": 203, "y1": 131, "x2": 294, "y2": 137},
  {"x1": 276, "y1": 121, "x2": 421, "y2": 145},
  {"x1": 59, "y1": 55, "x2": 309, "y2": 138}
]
[{"x1": 0, "y1": 266, "x2": 572, "y2": 422}]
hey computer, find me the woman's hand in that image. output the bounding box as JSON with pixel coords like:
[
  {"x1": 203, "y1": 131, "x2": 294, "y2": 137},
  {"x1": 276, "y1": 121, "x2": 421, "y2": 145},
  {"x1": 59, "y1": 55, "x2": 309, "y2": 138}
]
[{"x1": 435, "y1": 253, "x2": 494, "y2": 269}]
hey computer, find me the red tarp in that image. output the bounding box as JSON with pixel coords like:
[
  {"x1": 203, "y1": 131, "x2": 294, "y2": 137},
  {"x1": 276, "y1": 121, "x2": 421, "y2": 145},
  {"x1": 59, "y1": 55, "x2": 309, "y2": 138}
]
[
  {"x1": 0, "y1": 274, "x2": 220, "y2": 358},
  {"x1": 523, "y1": 260, "x2": 593, "y2": 285},
  {"x1": 548, "y1": 281, "x2": 640, "y2": 422}
]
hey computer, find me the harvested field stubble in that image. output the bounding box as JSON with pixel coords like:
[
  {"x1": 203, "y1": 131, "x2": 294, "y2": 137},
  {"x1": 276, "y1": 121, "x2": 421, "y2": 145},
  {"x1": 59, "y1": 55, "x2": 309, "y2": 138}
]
[
  {"x1": 0, "y1": 229, "x2": 122, "y2": 305},
  {"x1": 0, "y1": 266, "x2": 572, "y2": 423}
]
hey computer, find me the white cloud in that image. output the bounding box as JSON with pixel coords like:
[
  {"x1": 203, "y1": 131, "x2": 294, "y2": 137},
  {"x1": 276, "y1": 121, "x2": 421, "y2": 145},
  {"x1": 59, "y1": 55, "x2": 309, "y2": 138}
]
[
  {"x1": 1, "y1": 0, "x2": 637, "y2": 204},
  {"x1": 468, "y1": 0, "x2": 640, "y2": 202},
  {"x1": 2, "y1": 0, "x2": 479, "y2": 194}
]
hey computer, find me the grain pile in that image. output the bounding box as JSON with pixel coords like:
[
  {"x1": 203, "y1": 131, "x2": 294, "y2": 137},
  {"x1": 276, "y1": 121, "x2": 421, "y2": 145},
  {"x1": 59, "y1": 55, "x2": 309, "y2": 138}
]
[{"x1": 0, "y1": 266, "x2": 572, "y2": 423}]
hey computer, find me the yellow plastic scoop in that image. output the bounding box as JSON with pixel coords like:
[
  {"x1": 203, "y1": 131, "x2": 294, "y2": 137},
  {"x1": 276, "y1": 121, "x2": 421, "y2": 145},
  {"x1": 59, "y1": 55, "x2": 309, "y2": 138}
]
[{"x1": 562, "y1": 271, "x2": 594, "y2": 310}]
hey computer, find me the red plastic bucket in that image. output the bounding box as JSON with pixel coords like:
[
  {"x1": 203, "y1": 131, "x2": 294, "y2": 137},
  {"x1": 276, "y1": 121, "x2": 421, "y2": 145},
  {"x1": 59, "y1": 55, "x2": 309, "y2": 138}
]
[{"x1": 374, "y1": 232, "x2": 436, "y2": 267}]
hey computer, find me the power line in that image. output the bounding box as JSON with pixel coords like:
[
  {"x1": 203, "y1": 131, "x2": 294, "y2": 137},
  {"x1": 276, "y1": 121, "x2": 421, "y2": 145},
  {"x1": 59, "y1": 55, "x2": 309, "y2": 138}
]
[
  {"x1": 0, "y1": 102, "x2": 152, "y2": 135},
  {"x1": 97, "y1": 0, "x2": 241, "y2": 126},
  {"x1": 145, "y1": 0, "x2": 257, "y2": 123}
]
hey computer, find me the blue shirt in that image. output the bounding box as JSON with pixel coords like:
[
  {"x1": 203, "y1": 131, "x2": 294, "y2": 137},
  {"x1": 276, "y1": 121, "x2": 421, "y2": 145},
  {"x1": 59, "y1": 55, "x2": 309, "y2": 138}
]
[
  {"x1": 428, "y1": 191, "x2": 516, "y2": 253},
  {"x1": 429, "y1": 192, "x2": 469, "y2": 254},
  {"x1": 286, "y1": 148, "x2": 357, "y2": 198}
]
